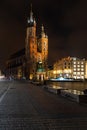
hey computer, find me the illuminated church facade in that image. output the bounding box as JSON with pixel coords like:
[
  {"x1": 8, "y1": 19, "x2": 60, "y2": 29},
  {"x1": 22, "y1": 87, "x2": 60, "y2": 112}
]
[
  {"x1": 6, "y1": 6, "x2": 48, "y2": 81},
  {"x1": 25, "y1": 7, "x2": 48, "y2": 80}
]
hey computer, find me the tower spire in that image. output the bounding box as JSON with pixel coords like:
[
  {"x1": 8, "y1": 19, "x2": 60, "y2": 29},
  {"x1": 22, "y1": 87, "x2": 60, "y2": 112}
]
[
  {"x1": 41, "y1": 24, "x2": 44, "y2": 33},
  {"x1": 27, "y1": 4, "x2": 36, "y2": 27},
  {"x1": 41, "y1": 24, "x2": 45, "y2": 37},
  {"x1": 30, "y1": 3, "x2": 33, "y2": 22}
]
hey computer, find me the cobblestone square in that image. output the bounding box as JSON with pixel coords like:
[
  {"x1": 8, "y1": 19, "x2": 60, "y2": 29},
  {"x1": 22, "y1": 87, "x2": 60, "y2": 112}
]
[{"x1": 0, "y1": 80, "x2": 87, "y2": 129}]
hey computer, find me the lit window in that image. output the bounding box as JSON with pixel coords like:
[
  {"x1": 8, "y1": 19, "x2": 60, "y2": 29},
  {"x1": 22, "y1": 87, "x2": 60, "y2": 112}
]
[
  {"x1": 73, "y1": 90, "x2": 77, "y2": 94},
  {"x1": 74, "y1": 69, "x2": 76, "y2": 71},
  {"x1": 77, "y1": 65, "x2": 80, "y2": 67},
  {"x1": 77, "y1": 62, "x2": 80, "y2": 64},
  {"x1": 77, "y1": 72, "x2": 80, "y2": 75},
  {"x1": 77, "y1": 68, "x2": 80, "y2": 71},
  {"x1": 81, "y1": 68, "x2": 84, "y2": 71},
  {"x1": 74, "y1": 65, "x2": 76, "y2": 67},
  {"x1": 73, "y1": 58, "x2": 76, "y2": 60},
  {"x1": 74, "y1": 62, "x2": 76, "y2": 64},
  {"x1": 81, "y1": 76, "x2": 84, "y2": 79},
  {"x1": 53, "y1": 70, "x2": 56, "y2": 74},
  {"x1": 73, "y1": 76, "x2": 76, "y2": 79},
  {"x1": 81, "y1": 65, "x2": 84, "y2": 68},
  {"x1": 81, "y1": 62, "x2": 84, "y2": 64},
  {"x1": 74, "y1": 72, "x2": 76, "y2": 74},
  {"x1": 81, "y1": 72, "x2": 84, "y2": 75}
]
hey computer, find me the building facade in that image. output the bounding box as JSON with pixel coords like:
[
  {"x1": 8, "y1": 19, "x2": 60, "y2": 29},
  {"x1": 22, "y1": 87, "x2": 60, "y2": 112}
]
[
  {"x1": 25, "y1": 7, "x2": 48, "y2": 80},
  {"x1": 6, "y1": 49, "x2": 25, "y2": 79},
  {"x1": 52, "y1": 57, "x2": 86, "y2": 80},
  {"x1": 6, "y1": 6, "x2": 48, "y2": 81}
]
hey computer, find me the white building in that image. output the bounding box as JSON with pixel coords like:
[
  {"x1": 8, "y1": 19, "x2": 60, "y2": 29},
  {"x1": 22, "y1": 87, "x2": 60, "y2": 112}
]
[{"x1": 53, "y1": 57, "x2": 86, "y2": 80}]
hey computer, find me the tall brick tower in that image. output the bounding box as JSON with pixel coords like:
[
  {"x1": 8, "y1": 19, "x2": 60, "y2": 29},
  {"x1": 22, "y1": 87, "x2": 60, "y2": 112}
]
[
  {"x1": 25, "y1": 5, "x2": 37, "y2": 79},
  {"x1": 25, "y1": 5, "x2": 48, "y2": 81}
]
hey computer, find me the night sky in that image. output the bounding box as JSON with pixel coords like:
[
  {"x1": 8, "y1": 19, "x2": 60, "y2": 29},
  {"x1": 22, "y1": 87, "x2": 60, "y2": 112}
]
[{"x1": 0, "y1": 0, "x2": 87, "y2": 71}]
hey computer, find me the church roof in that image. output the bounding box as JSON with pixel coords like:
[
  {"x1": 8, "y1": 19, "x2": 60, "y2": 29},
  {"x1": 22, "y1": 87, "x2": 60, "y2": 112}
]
[{"x1": 9, "y1": 48, "x2": 25, "y2": 59}]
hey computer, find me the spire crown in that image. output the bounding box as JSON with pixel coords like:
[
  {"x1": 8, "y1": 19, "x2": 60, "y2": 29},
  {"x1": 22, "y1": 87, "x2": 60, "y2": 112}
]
[
  {"x1": 30, "y1": 4, "x2": 33, "y2": 22},
  {"x1": 27, "y1": 4, "x2": 36, "y2": 27}
]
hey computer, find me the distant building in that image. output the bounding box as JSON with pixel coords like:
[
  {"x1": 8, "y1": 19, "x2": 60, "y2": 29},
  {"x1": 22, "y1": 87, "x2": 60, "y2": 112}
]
[
  {"x1": 53, "y1": 57, "x2": 86, "y2": 80},
  {"x1": 6, "y1": 6, "x2": 48, "y2": 81},
  {"x1": 6, "y1": 49, "x2": 25, "y2": 79}
]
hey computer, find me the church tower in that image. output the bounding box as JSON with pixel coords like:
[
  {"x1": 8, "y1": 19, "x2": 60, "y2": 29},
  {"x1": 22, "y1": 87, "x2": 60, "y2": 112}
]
[
  {"x1": 25, "y1": 5, "x2": 37, "y2": 79},
  {"x1": 40, "y1": 25, "x2": 48, "y2": 69},
  {"x1": 37, "y1": 25, "x2": 48, "y2": 70}
]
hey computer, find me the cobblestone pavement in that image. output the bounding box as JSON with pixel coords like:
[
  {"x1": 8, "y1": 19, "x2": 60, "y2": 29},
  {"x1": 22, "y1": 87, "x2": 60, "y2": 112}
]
[{"x1": 0, "y1": 80, "x2": 87, "y2": 129}]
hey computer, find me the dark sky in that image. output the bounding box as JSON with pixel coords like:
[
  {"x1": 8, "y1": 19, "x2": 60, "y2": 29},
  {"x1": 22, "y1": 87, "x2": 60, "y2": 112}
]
[{"x1": 0, "y1": 0, "x2": 87, "y2": 70}]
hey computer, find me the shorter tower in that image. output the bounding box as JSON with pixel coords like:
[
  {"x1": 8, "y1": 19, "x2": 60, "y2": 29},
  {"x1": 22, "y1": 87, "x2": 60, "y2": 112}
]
[{"x1": 25, "y1": 6, "x2": 48, "y2": 80}]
